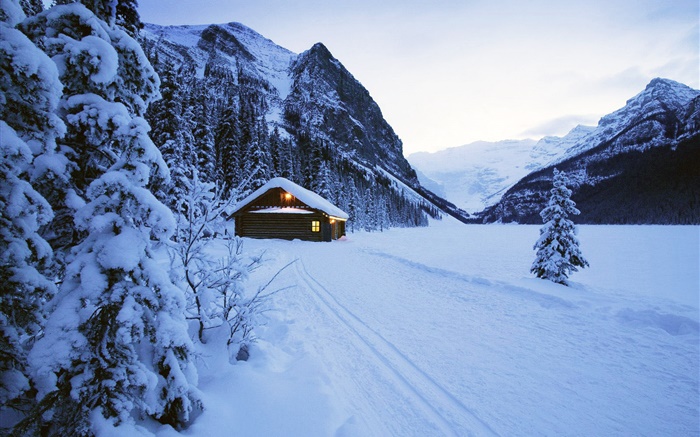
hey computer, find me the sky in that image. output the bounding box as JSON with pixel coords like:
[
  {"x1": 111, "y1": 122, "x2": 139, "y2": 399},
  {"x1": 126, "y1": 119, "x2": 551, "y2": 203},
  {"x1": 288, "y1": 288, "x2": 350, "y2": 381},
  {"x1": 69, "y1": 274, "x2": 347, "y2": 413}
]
[{"x1": 138, "y1": 0, "x2": 699, "y2": 155}]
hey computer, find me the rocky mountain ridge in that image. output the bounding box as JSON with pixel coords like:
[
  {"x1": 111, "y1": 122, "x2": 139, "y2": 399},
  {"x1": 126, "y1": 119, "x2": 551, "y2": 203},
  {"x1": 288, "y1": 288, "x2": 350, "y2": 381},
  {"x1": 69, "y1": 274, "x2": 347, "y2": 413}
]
[
  {"x1": 141, "y1": 21, "x2": 469, "y2": 226},
  {"x1": 480, "y1": 78, "x2": 700, "y2": 224}
]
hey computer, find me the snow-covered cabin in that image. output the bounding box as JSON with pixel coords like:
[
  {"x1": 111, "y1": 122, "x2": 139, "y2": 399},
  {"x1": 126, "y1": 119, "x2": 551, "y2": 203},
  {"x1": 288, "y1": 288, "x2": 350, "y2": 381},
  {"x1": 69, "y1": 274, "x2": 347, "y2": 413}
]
[{"x1": 230, "y1": 178, "x2": 348, "y2": 241}]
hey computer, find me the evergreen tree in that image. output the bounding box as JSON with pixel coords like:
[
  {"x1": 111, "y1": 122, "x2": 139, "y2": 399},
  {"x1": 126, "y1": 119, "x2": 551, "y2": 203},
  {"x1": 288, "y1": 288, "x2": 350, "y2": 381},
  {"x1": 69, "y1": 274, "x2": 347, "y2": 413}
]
[
  {"x1": 53, "y1": 0, "x2": 116, "y2": 27},
  {"x1": 17, "y1": 4, "x2": 198, "y2": 434},
  {"x1": 315, "y1": 161, "x2": 333, "y2": 200},
  {"x1": 215, "y1": 104, "x2": 242, "y2": 189},
  {"x1": 19, "y1": 1, "x2": 159, "y2": 265},
  {"x1": 531, "y1": 169, "x2": 589, "y2": 285},
  {"x1": 192, "y1": 89, "x2": 216, "y2": 182},
  {"x1": 242, "y1": 128, "x2": 271, "y2": 194},
  {"x1": 0, "y1": 1, "x2": 64, "y2": 414},
  {"x1": 346, "y1": 179, "x2": 359, "y2": 233},
  {"x1": 364, "y1": 188, "x2": 376, "y2": 232},
  {"x1": 145, "y1": 59, "x2": 193, "y2": 209},
  {"x1": 0, "y1": 122, "x2": 55, "y2": 414}
]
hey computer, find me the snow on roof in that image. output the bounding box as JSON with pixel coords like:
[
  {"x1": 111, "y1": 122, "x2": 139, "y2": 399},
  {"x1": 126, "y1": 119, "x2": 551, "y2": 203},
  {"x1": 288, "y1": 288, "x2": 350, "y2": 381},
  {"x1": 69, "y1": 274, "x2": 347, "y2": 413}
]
[{"x1": 231, "y1": 178, "x2": 349, "y2": 219}]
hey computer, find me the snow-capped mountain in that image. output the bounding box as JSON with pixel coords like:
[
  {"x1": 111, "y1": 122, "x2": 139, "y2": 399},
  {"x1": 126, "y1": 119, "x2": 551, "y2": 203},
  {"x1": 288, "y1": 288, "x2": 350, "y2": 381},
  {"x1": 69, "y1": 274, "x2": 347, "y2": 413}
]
[
  {"x1": 141, "y1": 22, "x2": 468, "y2": 224},
  {"x1": 409, "y1": 125, "x2": 595, "y2": 213},
  {"x1": 480, "y1": 78, "x2": 700, "y2": 224}
]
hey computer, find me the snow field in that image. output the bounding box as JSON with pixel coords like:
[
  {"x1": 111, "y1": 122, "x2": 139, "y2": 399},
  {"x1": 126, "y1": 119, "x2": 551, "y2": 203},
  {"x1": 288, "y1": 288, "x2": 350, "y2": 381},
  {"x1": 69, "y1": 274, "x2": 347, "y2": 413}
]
[{"x1": 157, "y1": 220, "x2": 699, "y2": 436}]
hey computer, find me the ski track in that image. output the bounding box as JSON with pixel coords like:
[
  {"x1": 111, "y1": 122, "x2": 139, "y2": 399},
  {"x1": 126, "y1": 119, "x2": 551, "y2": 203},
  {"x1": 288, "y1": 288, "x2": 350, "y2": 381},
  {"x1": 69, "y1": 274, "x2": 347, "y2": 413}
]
[{"x1": 294, "y1": 258, "x2": 499, "y2": 437}]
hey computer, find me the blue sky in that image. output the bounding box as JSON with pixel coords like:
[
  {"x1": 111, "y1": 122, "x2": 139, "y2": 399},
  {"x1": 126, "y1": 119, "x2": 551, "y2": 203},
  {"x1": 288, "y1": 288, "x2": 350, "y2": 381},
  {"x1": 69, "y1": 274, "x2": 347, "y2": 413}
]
[{"x1": 138, "y1": 0, "x2": 699, "y2": 154}]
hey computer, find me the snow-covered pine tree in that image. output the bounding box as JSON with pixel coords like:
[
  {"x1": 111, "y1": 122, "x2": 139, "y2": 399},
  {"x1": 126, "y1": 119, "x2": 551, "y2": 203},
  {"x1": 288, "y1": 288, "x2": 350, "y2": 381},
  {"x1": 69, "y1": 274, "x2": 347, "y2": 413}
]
[
  {"x1": 192, "y1": 90, "x2": 217, "y2": 182},
  {"x1": 115, "y1": 0, "x2": 142, "y2": 37},
  {"x1": 17, "y1": 3, "x2": 199, "y2": 434},
  {"x1": 243, "y1": 135, "x2": 271, "y2": 194},
  {"x1": 315, "y1": 161, "x2": 333, "y2": 200},
  {"x1": 364, "y1": 187, "x2": 376, "y2": 232},
  {"x1": 0, "y1": 123, "x2": 55, "y2": 422},
  {"x1": 346, "y1": 179, "x2": 359, "y2": 233},
  {"x1": 18, "y1": 0, "x2": 160, "y2": 267},
  {"x1": 531, "y1": 168, "x2": 589, "y2": 285},
  {"x1": 214, "y1": 104, "x2": 242, "y2": 189},
  {"x1": 0, "y1": 0, "x2": 64, "y2": 415},
  {"x1": 146, "y1": 59, "x2": 197, "y2": 210}
]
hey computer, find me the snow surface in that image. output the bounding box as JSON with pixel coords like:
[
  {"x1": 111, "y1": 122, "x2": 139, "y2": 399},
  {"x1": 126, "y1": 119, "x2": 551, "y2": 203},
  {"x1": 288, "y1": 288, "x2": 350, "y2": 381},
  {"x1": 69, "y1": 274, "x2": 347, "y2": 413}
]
[{"x1": 152, "y1": 220, "x2": 699, "y2": 436}]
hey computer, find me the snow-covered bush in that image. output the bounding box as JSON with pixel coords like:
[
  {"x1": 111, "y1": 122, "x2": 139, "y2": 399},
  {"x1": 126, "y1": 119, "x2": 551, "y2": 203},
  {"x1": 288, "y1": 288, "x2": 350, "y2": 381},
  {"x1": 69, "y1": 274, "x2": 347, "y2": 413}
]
[
  {"x1": 209, "y1": 237, "x2": 273, "y2": 362},
  {"x1": 169, "y1": 171, "x2": 284, "y2": 361},
  {"x1": 531, "y1": 168, "x2": 589, "y2": 285},
  {"x1": 169, "y1": 170, "x2": 234, "y2": 342}
]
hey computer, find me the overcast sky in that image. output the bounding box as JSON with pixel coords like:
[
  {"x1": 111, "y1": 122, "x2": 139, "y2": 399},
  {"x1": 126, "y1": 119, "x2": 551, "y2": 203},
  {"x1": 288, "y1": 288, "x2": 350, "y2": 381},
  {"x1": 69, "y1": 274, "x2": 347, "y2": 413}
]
[{"x1": 138, "y1": 0, "x2": 699, "y2": 155}]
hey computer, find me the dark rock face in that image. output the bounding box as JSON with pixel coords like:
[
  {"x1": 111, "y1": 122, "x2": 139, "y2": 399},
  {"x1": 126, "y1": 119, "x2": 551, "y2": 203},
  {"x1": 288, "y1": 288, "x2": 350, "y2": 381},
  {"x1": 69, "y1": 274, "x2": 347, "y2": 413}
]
[
  {"x1": 284, "y1": 43, "x2": 417, "y2": 184},
  {"x1": 197, "y1": 25, "x2": 255, "y2": 61},
  {"x1": 481, "y1": 79, "x2": 700, "y2": 224}
]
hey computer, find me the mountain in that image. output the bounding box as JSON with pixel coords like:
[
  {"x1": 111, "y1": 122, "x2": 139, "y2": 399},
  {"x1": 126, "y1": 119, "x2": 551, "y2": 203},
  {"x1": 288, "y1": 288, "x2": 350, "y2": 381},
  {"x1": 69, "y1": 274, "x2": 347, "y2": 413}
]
[
  {"x1": 140, "y1": 22, "x2": 468, "y2": 227},
  {"x1": 480, "y1": 78, "x2": 700, "y2": 224},
  {"x1": 285, "y1": 42, "x2": 415, "y2": 180},
  {"x1": 409, "y1": 125, "x2": 595, "y2": 213}
]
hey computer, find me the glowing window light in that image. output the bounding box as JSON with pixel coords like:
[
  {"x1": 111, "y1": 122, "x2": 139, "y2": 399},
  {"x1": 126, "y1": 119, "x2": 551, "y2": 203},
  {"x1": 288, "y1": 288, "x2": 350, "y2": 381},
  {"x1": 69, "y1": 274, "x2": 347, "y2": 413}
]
[{"x1": 311, "y1": 221, "x2": 320, "y2": 232}]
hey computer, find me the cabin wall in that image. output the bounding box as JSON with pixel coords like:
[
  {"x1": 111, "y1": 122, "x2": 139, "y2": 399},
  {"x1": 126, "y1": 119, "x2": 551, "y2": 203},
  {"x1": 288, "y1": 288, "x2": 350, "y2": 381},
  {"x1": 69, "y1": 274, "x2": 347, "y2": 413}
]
[{"x1": 235, "y1": 212, "x2": 329, "y2": 241}]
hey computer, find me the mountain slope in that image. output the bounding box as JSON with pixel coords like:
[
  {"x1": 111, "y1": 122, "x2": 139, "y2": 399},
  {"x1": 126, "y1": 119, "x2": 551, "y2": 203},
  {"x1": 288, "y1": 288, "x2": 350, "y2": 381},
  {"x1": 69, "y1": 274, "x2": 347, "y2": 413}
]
[
  {"x1": 285, "y1": 42, "x2": 414, "y2": 180},
  {"x1": 480, "y1": 78, "x2": 700, "y2": 224},
  {"x1": 141, "y1": 22, "x2": 467, "y2": 226}
]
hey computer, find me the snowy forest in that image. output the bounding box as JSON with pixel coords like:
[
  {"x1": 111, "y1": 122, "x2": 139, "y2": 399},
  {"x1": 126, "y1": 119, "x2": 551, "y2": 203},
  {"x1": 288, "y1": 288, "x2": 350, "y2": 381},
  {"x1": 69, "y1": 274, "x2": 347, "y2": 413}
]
[{"x1": 140, "y1": 34, "x2": 434, "y2": 233}]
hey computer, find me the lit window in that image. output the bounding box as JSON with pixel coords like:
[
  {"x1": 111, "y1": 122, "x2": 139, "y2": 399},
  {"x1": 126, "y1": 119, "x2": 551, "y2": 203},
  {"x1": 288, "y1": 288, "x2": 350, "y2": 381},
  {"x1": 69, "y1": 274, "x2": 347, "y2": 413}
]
[{"x1": 311, "y1": 221, "x2": 320, "y2": 232}]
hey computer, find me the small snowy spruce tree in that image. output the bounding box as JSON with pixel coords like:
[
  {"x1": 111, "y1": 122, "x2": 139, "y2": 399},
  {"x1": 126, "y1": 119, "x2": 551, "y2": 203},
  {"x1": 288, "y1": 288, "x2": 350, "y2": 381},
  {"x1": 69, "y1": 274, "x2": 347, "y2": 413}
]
[
  {"x1": 16, "y1": 3, "x2": 199, "y2": 434},
  {"x1": 531, "y1": 168, "x2": 589, "y2": 285}
]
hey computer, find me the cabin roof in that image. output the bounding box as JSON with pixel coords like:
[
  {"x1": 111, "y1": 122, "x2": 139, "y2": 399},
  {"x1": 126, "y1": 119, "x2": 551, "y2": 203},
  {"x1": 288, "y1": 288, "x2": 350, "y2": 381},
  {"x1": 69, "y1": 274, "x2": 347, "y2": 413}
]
[{"x1": 231, "y1": 177, "x2": 349, "y2": 219}]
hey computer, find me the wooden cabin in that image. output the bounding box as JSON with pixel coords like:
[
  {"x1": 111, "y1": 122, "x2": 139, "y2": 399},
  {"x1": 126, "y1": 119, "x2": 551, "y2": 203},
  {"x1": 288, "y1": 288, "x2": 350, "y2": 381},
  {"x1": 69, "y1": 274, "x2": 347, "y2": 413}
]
[{"x1": 230, "y1": 178, "x2": 348, "y2": 242}]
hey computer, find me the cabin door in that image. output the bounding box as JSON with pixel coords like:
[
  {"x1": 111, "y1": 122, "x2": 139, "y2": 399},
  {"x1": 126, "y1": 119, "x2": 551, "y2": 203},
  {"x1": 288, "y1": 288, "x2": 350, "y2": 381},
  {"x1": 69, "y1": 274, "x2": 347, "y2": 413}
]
[{"x1": 321, "y1": 222, "x2": 332, "y2": 241}]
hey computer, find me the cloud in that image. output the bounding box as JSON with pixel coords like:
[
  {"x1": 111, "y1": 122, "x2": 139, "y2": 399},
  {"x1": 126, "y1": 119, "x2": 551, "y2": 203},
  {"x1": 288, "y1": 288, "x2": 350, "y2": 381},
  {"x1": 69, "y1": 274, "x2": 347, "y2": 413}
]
[{"x1": 520, "y1": 114, "x2": 600, "y2": 138}]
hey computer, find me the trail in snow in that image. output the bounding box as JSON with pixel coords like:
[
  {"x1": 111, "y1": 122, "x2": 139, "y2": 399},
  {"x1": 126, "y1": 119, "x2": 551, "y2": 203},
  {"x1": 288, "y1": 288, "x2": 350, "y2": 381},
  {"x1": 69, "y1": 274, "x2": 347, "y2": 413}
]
[
  {"x1": 275, "y1": 222, "x2": 697, "y2": 436},
  {"x1": 294, "y1": 258, "x2": 497, "y2": 436}
]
